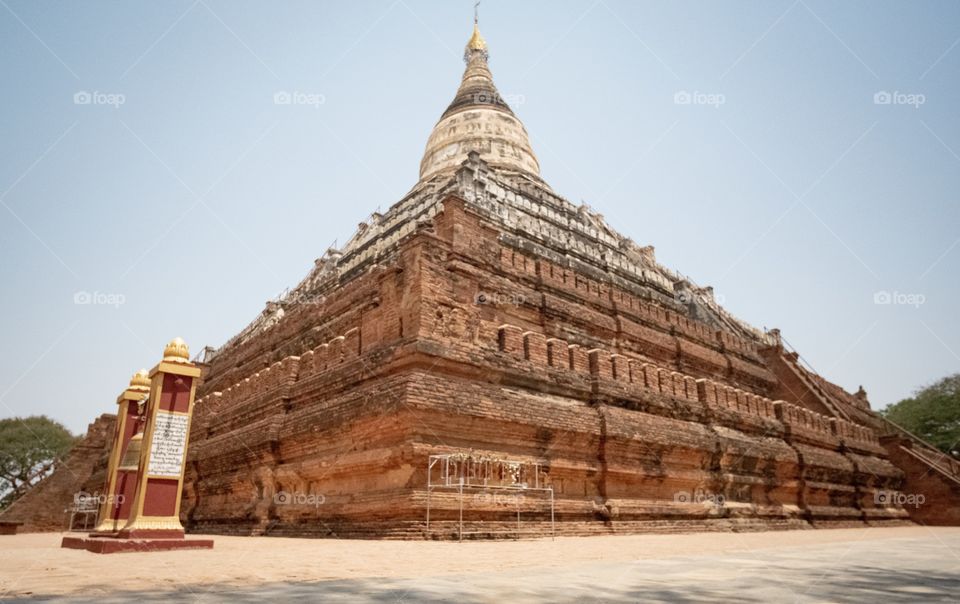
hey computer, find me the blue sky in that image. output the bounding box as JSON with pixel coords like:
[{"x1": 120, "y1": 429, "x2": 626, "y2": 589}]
[{"x1": 1, "y1": 0, "x2": 958, "y2": 434}]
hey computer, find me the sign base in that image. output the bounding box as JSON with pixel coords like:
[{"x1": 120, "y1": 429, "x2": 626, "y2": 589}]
[{"x1": 61, "y1": 534, "x2": 213, "y2": 554}]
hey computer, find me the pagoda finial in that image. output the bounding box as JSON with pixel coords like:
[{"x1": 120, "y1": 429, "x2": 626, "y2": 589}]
[{"x1": 465, "y1": 2, "x2": 488, "y2": 62}]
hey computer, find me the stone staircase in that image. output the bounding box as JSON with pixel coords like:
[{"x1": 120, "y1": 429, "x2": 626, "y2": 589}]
[
  {"x1": 780, "y1": 347, "x2": 960, "y2": 485},
  {"x1": 877, "y1": 417, "x2": 960, "y2": 485},
  {"x1": 876, "y1": 415, "x2": 960, "y2": 524},
  {"x1": 763, "y1": 340, "x2": 960, "y2": 525},
  {"x1": 777, "y1": 348, "x2": 852, "y2": 421}
]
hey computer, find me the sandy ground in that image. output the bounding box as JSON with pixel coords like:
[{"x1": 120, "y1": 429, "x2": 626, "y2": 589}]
[{"x1": 1, "y1": 526, "x2": 958, "y2": 601}]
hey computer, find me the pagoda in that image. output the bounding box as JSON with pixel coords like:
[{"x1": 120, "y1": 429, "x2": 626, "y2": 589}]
[{"x1": 175, "y1": 19, "x2": 958, "y2": 538}]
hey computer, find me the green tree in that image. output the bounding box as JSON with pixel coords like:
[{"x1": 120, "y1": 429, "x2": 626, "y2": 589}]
[
  {"x1": 882, "y1": 373, "x2": 960, "y2": 457},
  {"x1": 0, "y1": 416, "x2": 76, "y2": 510}
]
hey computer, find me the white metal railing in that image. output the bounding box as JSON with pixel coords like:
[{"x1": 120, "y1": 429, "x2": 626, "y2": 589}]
[{"x1": 425, "y1": 452, "x2": 555, "y2": 541}]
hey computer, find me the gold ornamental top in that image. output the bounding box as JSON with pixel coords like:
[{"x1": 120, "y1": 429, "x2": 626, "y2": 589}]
[
  {"x1": 162, "y1": 337, "x2": 190, "y2": 363},
  {"x1": 128, "y1": 369, "x2": 151, "y2": 391},
  {"x1": 466, "y1": 23, "x2": 487, "y2": 53}
]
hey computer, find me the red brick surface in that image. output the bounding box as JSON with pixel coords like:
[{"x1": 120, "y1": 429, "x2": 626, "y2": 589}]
[{"x1": 173, "y1": 194, "x2": 915, "y2": 537}]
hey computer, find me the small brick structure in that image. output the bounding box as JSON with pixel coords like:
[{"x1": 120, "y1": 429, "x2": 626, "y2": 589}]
[{"x1": 0, "y1": 521, "x2": 23, "y2": 535}]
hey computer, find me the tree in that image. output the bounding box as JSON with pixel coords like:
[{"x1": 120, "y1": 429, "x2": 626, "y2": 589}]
[
  {"x1": 882, "y1": 373, "x2": 960, "y2": 457},
  {"x1": 0, "y1": 416, "x2": 76, "y2": 510}
]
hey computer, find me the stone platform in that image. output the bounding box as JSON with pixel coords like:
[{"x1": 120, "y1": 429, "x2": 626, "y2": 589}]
[{"x1": 61, "y1": 534, "x2": 214, "y2": 554}]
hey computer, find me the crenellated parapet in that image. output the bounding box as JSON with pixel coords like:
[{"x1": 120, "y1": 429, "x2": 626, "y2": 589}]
[
  {"x1": 298, "y1": 326, "x2": 362, "y2": 382},
  {"x1": 831, "y1": 417, "x2": 881, "y2": 452},
  {"x1": 194, "y1": 325, "x2": 369, "y2": 441},
  {"x1": 771, "y1": 401, "x2": 883, "y2": 456},
  {"x1": 497, "y1": 324, "x2": 778, "y2": 417},
  {"x1": 195, "y1": 355, "x2": 301, "y2": 439},
  {"x1": 487, "y1": 240, "x2": 778, "y2": 396},
  {"x1": 505, "y1": 246, "x2": 767, "y2": 363},
  {"x1": 696, "y1": 379, "x2": 777, "y2": 420},
  {"x1": 493, "y1": 326, "x2": 892, "y2": 476},
  {"x1": 774, "y1": 400, "x2": 840, "y2": 449}
]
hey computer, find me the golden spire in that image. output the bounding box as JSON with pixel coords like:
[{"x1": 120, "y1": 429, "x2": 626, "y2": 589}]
[
  {"x1": 465, "y1": 1, "x2": 488, "y2": 61},
  {"x1": 467, "y1": 24, "x2": 487, "y2": 52}
]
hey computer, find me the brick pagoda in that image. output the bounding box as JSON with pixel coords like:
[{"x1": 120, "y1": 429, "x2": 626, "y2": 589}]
[
  {"x1": 174, "y1": 20, "x2": 960, "y2": 538},
  {"x1": 126, "y1": 21, "x2": 960, "y2": 538}
]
